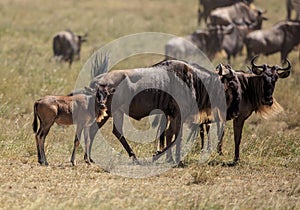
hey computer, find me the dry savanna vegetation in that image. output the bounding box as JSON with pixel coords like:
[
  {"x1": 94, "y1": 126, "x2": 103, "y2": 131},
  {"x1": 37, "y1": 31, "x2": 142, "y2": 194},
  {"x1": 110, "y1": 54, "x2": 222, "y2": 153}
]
[{"x1": 0, "y1": 0, "x2": 299, "y2": 209}]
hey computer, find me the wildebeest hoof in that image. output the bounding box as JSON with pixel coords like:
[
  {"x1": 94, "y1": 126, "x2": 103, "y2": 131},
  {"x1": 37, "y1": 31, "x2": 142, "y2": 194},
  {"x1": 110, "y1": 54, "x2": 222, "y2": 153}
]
[
  {"x1": 221, "y1": 161, "x2": 239, "y2": 167},
  {"x1": 175, "y1": 161, "x2": 186, "y2": 168},
  {"x1": 39, "y1": 161, "x2": 49, "y2": 166},
  {"x1": 154, "y1": 150, "x2": 163, "y2": 156},
  {"x1": 166, "y1": 157, "x2": 175, "y2": 164},
  {"x1": 208, "y1": 159, "x2": 222, "y2": 166},
  {"x1": 152, "y1": 151, "x2": 164, "y2": 162},
  {"x1": 132, "y1": 157, "x2": 141, "y2": 165}
]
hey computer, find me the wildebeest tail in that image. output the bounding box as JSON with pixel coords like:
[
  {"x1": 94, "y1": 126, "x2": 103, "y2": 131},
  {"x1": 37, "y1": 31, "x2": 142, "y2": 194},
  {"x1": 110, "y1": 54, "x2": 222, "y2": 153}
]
[{"x1": 32, "y1": 102, "x2": 39, "y2": 133}]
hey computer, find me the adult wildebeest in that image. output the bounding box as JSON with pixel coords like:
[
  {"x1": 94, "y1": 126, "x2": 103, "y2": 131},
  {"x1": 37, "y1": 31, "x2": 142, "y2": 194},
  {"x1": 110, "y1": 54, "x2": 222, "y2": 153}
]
[
  {"x1": 208, "y1": 2, "x2": 267, "y2": 27},
  {"x1": 165, "y1": 25, "x2": 233, "y2": 61},
  {"x1": 52, "y1": 29, "x2": 87, "y2": 67},
  {"x1": 156, "y1": 63, "x2": 241, "y2": 159},
  {"x1": 87, "y1": 60, "x2": 241, "y2": 164},
  {"x1": 221, "y1": 15, "x2": 267, "y2": 64},
  {"x1": 197, "y1": 0, "x2": 254, "y2": 25},
  {"x1": 217, "y1": 56, "x2": 291, "y2": 164},
  {"x1": 245, "y1": 20, "x2": 300, "y2": 63},
  {"x1": 221, "y1": 23, "x2": 249, "y2": 63},
  {"x1": 32, "y1": 86, "x2": 110, "y2": 166},
  {"x1": 287, "y1": 0, "x2": 300, "y2": 20}
]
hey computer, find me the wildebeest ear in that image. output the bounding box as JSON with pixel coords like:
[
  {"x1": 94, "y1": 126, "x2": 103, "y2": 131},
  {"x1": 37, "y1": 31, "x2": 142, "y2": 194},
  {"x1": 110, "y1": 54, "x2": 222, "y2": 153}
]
[{"x1": 278, "y1": 70, "x2": 290, "y2": 78}]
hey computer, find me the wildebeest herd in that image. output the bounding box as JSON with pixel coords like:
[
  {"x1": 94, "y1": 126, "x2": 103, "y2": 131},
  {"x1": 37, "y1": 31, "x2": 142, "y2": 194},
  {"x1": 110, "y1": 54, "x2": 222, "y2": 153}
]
[
  {"x1": 33, "y1": 0, "x2": 296, "y2": 167},
  {"x1": 167, "y1": 0, "x2": 300, "y2": 64}
]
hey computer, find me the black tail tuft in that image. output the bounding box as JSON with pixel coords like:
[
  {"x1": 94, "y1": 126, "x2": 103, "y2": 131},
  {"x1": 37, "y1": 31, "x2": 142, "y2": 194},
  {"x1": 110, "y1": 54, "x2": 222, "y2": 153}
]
[{"x1": 32, "y1": 102, "x2": 38, "y2": 133}]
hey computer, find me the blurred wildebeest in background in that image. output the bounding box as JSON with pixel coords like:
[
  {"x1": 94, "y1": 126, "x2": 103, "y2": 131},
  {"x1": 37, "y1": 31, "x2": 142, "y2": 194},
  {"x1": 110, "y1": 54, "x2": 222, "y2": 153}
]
[
  {"x1": 217, "y1": 57, "x2": 291, "y2": 164},
  {"x1": 52, "y1": 29, "x2": 87, "y2": 67},
  {"x1": 245, "y1": 20, "x2": 300, "y2": 63},
  {"x1": 220, "y1": 16, "x2": 268, "y2": 63},
  {"x1": 165, "y1": 24, "x2": 233, "y2": 61},
  {"x1": 197, "y1": 0, "x2": 254, "y2": 25},
  {"x1": 286, "y1": 0, "x2": 300, "y2": 20},
  {"x1": 208, "y1": 2, "x2": 267, "y2": 27}
]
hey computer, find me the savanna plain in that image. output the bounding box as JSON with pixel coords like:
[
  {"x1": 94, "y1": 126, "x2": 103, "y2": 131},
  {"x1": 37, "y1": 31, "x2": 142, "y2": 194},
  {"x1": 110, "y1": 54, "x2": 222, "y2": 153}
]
[{"x1": 0, "y1": 0, "x2": 299, "y2": 209}]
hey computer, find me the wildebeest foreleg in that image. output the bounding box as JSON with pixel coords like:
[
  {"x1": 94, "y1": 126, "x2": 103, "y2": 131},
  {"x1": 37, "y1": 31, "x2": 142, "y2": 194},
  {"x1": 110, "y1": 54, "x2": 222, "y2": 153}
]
[
  {"x1": 233, "y1": 117, "x2": 246, "y2": 163},
  {"x1": 83, "y1": 127, "x2": 91, "y2": 164},
  {"x1": 112, "y1": 114, "x2": 138, "y2": 164},
  {"x1": 216, "y1": 122, "x2": 225, "y2": 155},
  {"x1": 86, "y1": 116, "x2": 110, "y2": 163}
]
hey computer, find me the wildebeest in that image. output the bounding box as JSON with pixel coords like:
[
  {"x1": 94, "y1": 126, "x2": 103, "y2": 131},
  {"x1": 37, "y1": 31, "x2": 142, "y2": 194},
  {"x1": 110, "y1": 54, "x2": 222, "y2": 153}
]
[
  {"x1": 52, "y1": 29, "x2": 87, "y2": 67},
  {"x1": 221, "y1": 15, "x2": 267, "y2": 63},
  {"x1": 287, "y1": 0, "x2": 300, "y2": 20},
  {"x1": 88, "y1": 60, "x2": 241, "y2": 164},
  {"x1": 32, "y1": 86, "x2": 110, "y2": 166},
  {"x1": 208, "y1": 2, "x2": 267, "y2": 27},
  {"x1": 156, "y1": 63, "x2": 241, "y2": 159},
  {"x1": 197, "y1": 0, "x2": 254, "y2": 25},
  {"x1": 165, "y1": 25, "x2": 233, "y2": 61},
  {"x1": 217, "y1": 57, "x2": 291, "y2": 164},
  {"x1": 245, "y1": 20, "x2": 300, "y2": 63}
]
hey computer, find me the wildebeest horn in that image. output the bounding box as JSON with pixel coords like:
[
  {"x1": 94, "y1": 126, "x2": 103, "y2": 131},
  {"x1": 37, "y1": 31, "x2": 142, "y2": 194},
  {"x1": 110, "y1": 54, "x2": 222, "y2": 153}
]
[
  {"x1": 278, "y1": 59, "x2": 291, "y2": 71},
  {"x1": 251, "y1": 55, "x2": 265, "y2": 69}
]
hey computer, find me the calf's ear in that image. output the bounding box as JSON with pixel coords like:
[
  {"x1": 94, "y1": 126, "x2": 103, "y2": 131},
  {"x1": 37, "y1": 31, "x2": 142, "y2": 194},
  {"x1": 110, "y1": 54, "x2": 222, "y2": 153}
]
[{"x1": 278, "y1": 70, "x2": 290, "y2": 78}]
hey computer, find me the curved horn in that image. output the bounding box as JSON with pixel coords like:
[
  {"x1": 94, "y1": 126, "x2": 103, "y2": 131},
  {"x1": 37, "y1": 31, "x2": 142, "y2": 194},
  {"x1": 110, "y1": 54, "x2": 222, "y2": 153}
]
[
  {"x1": 278, "y1": 59, "x2": 291, "y2": 71},
  {"x1": 251, "y1": 55, "x2": 264, "y2": 69}
]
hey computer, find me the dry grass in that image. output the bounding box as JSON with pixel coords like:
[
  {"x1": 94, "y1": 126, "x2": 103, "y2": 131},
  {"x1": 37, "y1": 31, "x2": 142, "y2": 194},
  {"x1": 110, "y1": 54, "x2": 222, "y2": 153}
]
[{"x1": 0, "y1": 0, "x2": 299, "y2": 209}]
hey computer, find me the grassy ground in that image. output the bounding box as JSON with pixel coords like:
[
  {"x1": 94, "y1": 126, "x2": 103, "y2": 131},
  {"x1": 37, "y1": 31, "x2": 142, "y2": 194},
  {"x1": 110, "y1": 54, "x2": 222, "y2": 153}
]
[{"x1": 0, "y1": 0, "x2": 299, "y2": 209}]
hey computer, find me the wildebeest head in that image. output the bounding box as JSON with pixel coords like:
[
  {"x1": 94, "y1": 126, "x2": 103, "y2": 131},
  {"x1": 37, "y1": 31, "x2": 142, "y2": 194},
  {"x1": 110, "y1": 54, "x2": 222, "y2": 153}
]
[
  {"x1": 251, "y1": 56, "x2": 291, "y2": 106},
  {"x1": 84, "y1": 85, "x2": 113, "y2": 123},
  {"x1": 249, "y1": 8, "x2": 268, "y2": 30},
  {"x1": 216, "y1": 63, "x2": 241, "y2": 120}
]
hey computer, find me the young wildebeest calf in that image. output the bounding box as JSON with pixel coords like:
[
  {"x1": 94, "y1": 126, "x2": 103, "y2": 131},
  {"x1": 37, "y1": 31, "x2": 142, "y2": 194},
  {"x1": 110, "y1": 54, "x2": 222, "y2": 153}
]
[{"x1": 32, "y1": 87, "x2": 109, "y2": 166}]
